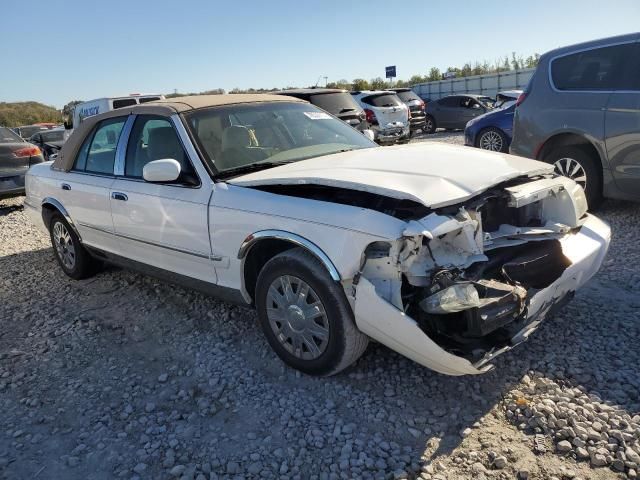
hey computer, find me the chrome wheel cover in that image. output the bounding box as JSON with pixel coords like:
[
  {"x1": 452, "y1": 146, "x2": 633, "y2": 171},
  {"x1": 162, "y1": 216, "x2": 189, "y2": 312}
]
[
  {"x1": 553, "y1": 157, "x2": 587, "y2": 190},
  {"x1": 479, "y1": 130, "x2": 503, "y2": 151},
  {"x1": 53, "y1": 221, "x2": 76, "y2": 270},
  {"x1": 266, "y1": 275, "x2": 329, "y2": 360}
]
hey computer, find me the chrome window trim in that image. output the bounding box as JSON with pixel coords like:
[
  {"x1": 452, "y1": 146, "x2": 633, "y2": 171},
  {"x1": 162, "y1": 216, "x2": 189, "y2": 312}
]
[
  {"x1": 114, "y1": 114, "x2": 137, "y2": 176},
  {"x1": 170, "y1": 113, "x2": 208, "y2": 185},
  {"x1": 548, "y1": 39, "x2": 640, "y2": 94}
]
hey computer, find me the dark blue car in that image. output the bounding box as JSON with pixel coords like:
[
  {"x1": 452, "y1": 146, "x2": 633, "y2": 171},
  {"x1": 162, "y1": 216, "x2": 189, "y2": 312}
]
[{"x1": 464, "y1": 101, "x2": 516, "y2": 153}]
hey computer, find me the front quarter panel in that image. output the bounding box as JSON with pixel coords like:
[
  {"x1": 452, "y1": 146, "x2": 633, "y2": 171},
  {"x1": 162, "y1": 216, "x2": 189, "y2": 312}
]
[{"x1": 208, "y1": 183, "x2": 407, "y2": 291}]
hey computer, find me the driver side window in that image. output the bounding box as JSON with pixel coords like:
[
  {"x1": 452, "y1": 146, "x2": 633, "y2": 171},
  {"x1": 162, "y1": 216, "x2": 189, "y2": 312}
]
[{"x1": 124, "y1": 115, "x2": 198, "y2": 185}]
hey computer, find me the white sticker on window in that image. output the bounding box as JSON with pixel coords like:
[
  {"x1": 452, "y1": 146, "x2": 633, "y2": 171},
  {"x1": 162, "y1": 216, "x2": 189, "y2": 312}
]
[{"x1": 303, "y1": 111, "x2": 332, "y2": 120}]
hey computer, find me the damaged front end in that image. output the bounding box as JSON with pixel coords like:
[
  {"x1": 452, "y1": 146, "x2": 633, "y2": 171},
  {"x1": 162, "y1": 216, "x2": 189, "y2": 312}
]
[{"x1": 351, "y1": 176, "x2": 611, "y2": 375}]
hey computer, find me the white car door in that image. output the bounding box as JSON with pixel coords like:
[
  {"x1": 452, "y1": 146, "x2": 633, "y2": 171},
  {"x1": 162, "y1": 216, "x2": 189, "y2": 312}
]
[
  {"x1": 109, "y1": 114, "x2": 218, "y2": 283},
  {"x1": 59, "y1": 116, "x2": 127, "y2": 254}
]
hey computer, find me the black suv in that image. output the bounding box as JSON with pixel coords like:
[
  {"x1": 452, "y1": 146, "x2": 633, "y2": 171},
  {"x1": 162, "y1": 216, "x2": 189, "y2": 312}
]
[
  {"x1": 386, "y1": 88, "x2": 426, "y2": 133},
  {"x1": 511, "y1": 32, "x2": 640, "y2": 207},
  {"x1": 274, "y1": 88, "x2": 368, "y2": 132}
]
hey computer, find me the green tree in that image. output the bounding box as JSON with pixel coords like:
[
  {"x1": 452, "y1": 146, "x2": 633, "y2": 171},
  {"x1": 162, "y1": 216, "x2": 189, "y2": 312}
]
[
  {"x1": 369, "y1": 77, "x2": 386, "y2": 90},
  {"x1": 427, "y1": 67, "x2": 441, "y2": 81},
  {"x1": 352, "y1": 78, "x2": 370, "y2": 91},
  {"x1": 0, "y1": 102, "x2": 61, "y2": 127}
]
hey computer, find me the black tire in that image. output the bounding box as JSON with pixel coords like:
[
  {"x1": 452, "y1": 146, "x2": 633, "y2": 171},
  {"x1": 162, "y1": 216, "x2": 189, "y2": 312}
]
[
  {"x1": 423, "y1": 115, "x2": 436, "y2": 134},
  {"x1": 255, "y1": 248, "x2": 368, "y2": 376},
  {"x1": 544, "y1": 146, "x2": 603, "y2": 209},
  {"x1": 476, "y1": 127, "x2": 509, "y2": 153},
  {"x1": 49, "y1": 213, "x2": 97, "y2": 280}
]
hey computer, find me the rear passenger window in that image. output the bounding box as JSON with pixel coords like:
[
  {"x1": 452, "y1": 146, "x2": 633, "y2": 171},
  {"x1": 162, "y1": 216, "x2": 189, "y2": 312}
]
[
  {"x1": 74, "y1": 118, "x2": 125, "y2": 174},
  {"x1": 112, "y1": 98, "x2": 137, "y2": 109},
  {"x1": 551, "y1": 43, "x2": 634, "y2": 91}
]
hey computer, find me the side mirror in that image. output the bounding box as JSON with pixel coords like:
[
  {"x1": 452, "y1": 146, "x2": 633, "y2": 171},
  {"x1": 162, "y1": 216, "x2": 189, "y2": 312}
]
[
  {"x1": 143, "y1": 159, "x2": 181, "y2": 183},
  {"x1": 363, "y1": 129, "x2": 375, "y2": 141}
]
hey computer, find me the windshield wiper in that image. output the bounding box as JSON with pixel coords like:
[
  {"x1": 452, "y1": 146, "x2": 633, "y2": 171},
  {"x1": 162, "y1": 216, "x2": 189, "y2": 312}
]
[{"x1": 217, "y1": 161, "x2": 289, "y2": 179}]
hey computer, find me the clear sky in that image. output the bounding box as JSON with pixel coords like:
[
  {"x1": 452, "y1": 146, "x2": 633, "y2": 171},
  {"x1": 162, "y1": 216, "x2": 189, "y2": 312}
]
[{"x1": 3, "y1": 0, "x2": 639, "y2": 108}]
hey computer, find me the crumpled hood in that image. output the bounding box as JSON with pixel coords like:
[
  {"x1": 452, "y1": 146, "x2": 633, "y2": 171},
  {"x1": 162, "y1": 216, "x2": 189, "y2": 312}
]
[{"x1": 229, "y1": 142, "x2": 553, "y2": 208}]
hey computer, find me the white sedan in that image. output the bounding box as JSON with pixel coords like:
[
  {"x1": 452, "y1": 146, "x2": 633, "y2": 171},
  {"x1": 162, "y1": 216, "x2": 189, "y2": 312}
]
[{"x1": 24, "y1": 94, "x2": 611, "y2": 376}]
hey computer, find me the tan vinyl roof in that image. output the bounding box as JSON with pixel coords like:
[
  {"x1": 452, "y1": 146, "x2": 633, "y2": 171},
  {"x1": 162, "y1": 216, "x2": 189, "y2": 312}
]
[{"x1": 53, "y1": 94, "x2": 305, "y2": 171}]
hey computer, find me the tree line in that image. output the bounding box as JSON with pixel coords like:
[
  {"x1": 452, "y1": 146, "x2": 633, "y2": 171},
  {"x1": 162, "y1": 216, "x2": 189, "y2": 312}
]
[
  {"x1": 3, "y1": 52, "x2": 540, "y2": 126},
  {"x1": 0, "y1": 102, "x2": 61, "y2": 128}
]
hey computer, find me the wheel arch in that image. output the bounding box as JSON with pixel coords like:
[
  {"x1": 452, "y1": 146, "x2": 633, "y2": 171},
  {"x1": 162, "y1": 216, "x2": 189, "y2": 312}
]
[
  {"x1": 41, "y1": 197, "x2": 81, "y2": 240},
  {"x1": 238, "y1": 230, "x2": 341, "y2": 304},
  {"x1": 536, "y1": 132, "x2": 604, "y2": 168}
]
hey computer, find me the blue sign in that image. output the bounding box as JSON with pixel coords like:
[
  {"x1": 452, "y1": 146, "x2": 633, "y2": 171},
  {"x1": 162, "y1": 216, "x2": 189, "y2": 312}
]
[{"x1": 385, "y1": 66, "x2": 396, "y2": 78}]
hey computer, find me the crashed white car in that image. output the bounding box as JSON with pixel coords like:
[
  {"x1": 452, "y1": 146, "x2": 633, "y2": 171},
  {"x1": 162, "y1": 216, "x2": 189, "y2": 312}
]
[{"x1": 24, "y1": 95, "x2": 611, "y2": 376}]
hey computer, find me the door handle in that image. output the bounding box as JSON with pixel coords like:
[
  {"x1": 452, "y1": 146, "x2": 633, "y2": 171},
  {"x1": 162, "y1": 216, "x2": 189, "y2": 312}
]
[
  {"x1": 111, "y1": 192, "x2": 128, "y2": 201},
  {"x1": 61, "y1": 183, "x2": 71, "y2": 191}
]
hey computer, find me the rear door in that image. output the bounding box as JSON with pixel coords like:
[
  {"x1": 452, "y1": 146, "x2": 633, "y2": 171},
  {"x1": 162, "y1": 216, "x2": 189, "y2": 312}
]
[
  {"x1": 457, "y1": 97, "x2": 486, "y2": 128},
  {"x1": 604, "y1": 40, "x2": 640, "y2": 197},
  {"x1": 58, "y1": 117, "x2": 125, "y2": 253},
  {"x1": 362, "y1": 93, "x2": 408, "y2": 128},
  {"x1": 433, "y1": 96, "x2": 461, "y2": 127}
]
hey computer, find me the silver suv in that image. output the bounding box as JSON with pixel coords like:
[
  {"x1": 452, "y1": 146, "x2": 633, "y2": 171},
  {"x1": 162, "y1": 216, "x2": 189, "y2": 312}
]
[{"x1": 510, "y1": 33, "x2": 640, "y2": 207}]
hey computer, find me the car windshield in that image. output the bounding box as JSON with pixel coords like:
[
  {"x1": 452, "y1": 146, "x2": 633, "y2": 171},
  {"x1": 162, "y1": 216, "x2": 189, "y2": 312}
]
[
  {"x1": 19, "y1": 126, "x2": 47, "y2": 138},
  {"x1": 40, "y1": 130, "x2": 65, "y2": 142},
  {"x1": 309, "y1": 92, "x2": 360, "y2": 115},
  {"x1": 185, "y1": 102, "x2": 376, "y2": 177},
  {"x1": 477, "y1": 96, "x2": 495, "y2": 108},
  {"x1": 396, "y1": 91, "x2": 420, "y2": 102},
  {"x1": 0, "y1": 127, "x2": 24, "y2": 143}
]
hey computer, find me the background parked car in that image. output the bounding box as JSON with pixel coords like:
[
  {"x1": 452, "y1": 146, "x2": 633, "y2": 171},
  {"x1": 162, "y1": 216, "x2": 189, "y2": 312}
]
[
  {"x1": 12, "y1": 124, "x2": 51, "y2": 139},
  {"x1": 386, "y1": 88, "x2": 426, "y2": 134},
  {"x1": 274, "y1": 88, "x2": 368, "y2": 132},
  {"x1": 424, "y1": 94, "x2": 493, "y2": 133},
  {"x1": 464, "y1": 90, "x2": 521, "y2": 152},
  {"x1": 28, "y1": 128, "x2": 66, "y2": 161},
  {"x1": 351, "y1": 90, "x2": 410, "y2": 144},
  {"x1": 510, "y1": 32, "x2": 640, "y2": 207},
  {"x1": 0, "y1": 126, "x2": 44, "y2": 198}
]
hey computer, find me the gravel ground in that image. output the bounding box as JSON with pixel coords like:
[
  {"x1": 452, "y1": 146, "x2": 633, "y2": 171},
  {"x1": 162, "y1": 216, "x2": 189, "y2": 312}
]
[{"x1": 1, "y1": 132, "x2": 638, "y2": 480}]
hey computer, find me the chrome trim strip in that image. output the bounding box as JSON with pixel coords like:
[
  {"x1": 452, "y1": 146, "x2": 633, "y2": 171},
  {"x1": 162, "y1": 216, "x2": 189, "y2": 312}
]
[
  {"x1": 77, "y1": 221, "x2": 216, "y2": 260},
  {"x1": 114, "y1": 115, "x2": 137, "y2": 176},
  {"x1": 237, "y1": 230, "x2": 341, "y2": 303},
  {"x1": 41, "y1": 197, "x2": 81, "y2": 240},
  {"x1": 547, "y1": 39, "x2": 640, "y2": 94}
]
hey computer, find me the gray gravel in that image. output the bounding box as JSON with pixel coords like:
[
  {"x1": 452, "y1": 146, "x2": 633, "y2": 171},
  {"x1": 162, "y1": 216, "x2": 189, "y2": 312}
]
[{"x1": 0, "y1": 133, "x2": 637, "y2": 479}]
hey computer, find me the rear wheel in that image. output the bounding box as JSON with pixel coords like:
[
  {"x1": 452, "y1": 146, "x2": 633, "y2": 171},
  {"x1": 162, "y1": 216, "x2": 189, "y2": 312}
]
[
  {"x1": 477, "y1": 127, "x2": 508, "y2": 152},
  {"x1": 49, "y1": 214, "x2": 98, "y2": 279},
  {"x1": 544, "y1": 146, "x2": 602, "y2": 208},
  {"x1": 255, "y1": 248, "x2": 368, "y2": 376},
  {"x1": 424, "y1": 115, "x2": 436, "y2": 134}
]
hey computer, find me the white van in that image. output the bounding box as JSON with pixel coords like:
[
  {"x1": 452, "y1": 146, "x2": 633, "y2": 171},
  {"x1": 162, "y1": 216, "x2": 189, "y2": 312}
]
[{"x1": 64, "y1": 94, "x2": 165, "y2": 133}]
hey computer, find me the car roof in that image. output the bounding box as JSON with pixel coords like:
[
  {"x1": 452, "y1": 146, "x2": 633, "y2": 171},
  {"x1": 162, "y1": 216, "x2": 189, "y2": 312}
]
[
  {"x1": 352, "y1": 90, "x2": 395, "y2": 96},
  {"x1": 53, "y1": 94, "x2": 306, "y2": 172},
  {"x1": 275, "y1": 88, "x2": 348, "y2": 96},
  {"x1": 543, "y1": 32, "x2": 639, "y2": 58},
  {"x1": 385, "y1": 88, "x2": 412, "y2": 92}
]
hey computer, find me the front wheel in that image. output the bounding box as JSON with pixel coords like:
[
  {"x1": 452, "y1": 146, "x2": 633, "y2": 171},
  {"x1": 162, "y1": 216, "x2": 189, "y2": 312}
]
[
  {"x1": 423, "y1": 115, "x2": 436, "y2": 134},
  {"x1": 544, "y1": 146, "x2": 602, "y2": 208},
  {"x1": 255, "y1": 248, "x2": 368, "y2": 376},
  {"x1": 477, "y1": 127, "x2": 508, "y2": 152}
]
